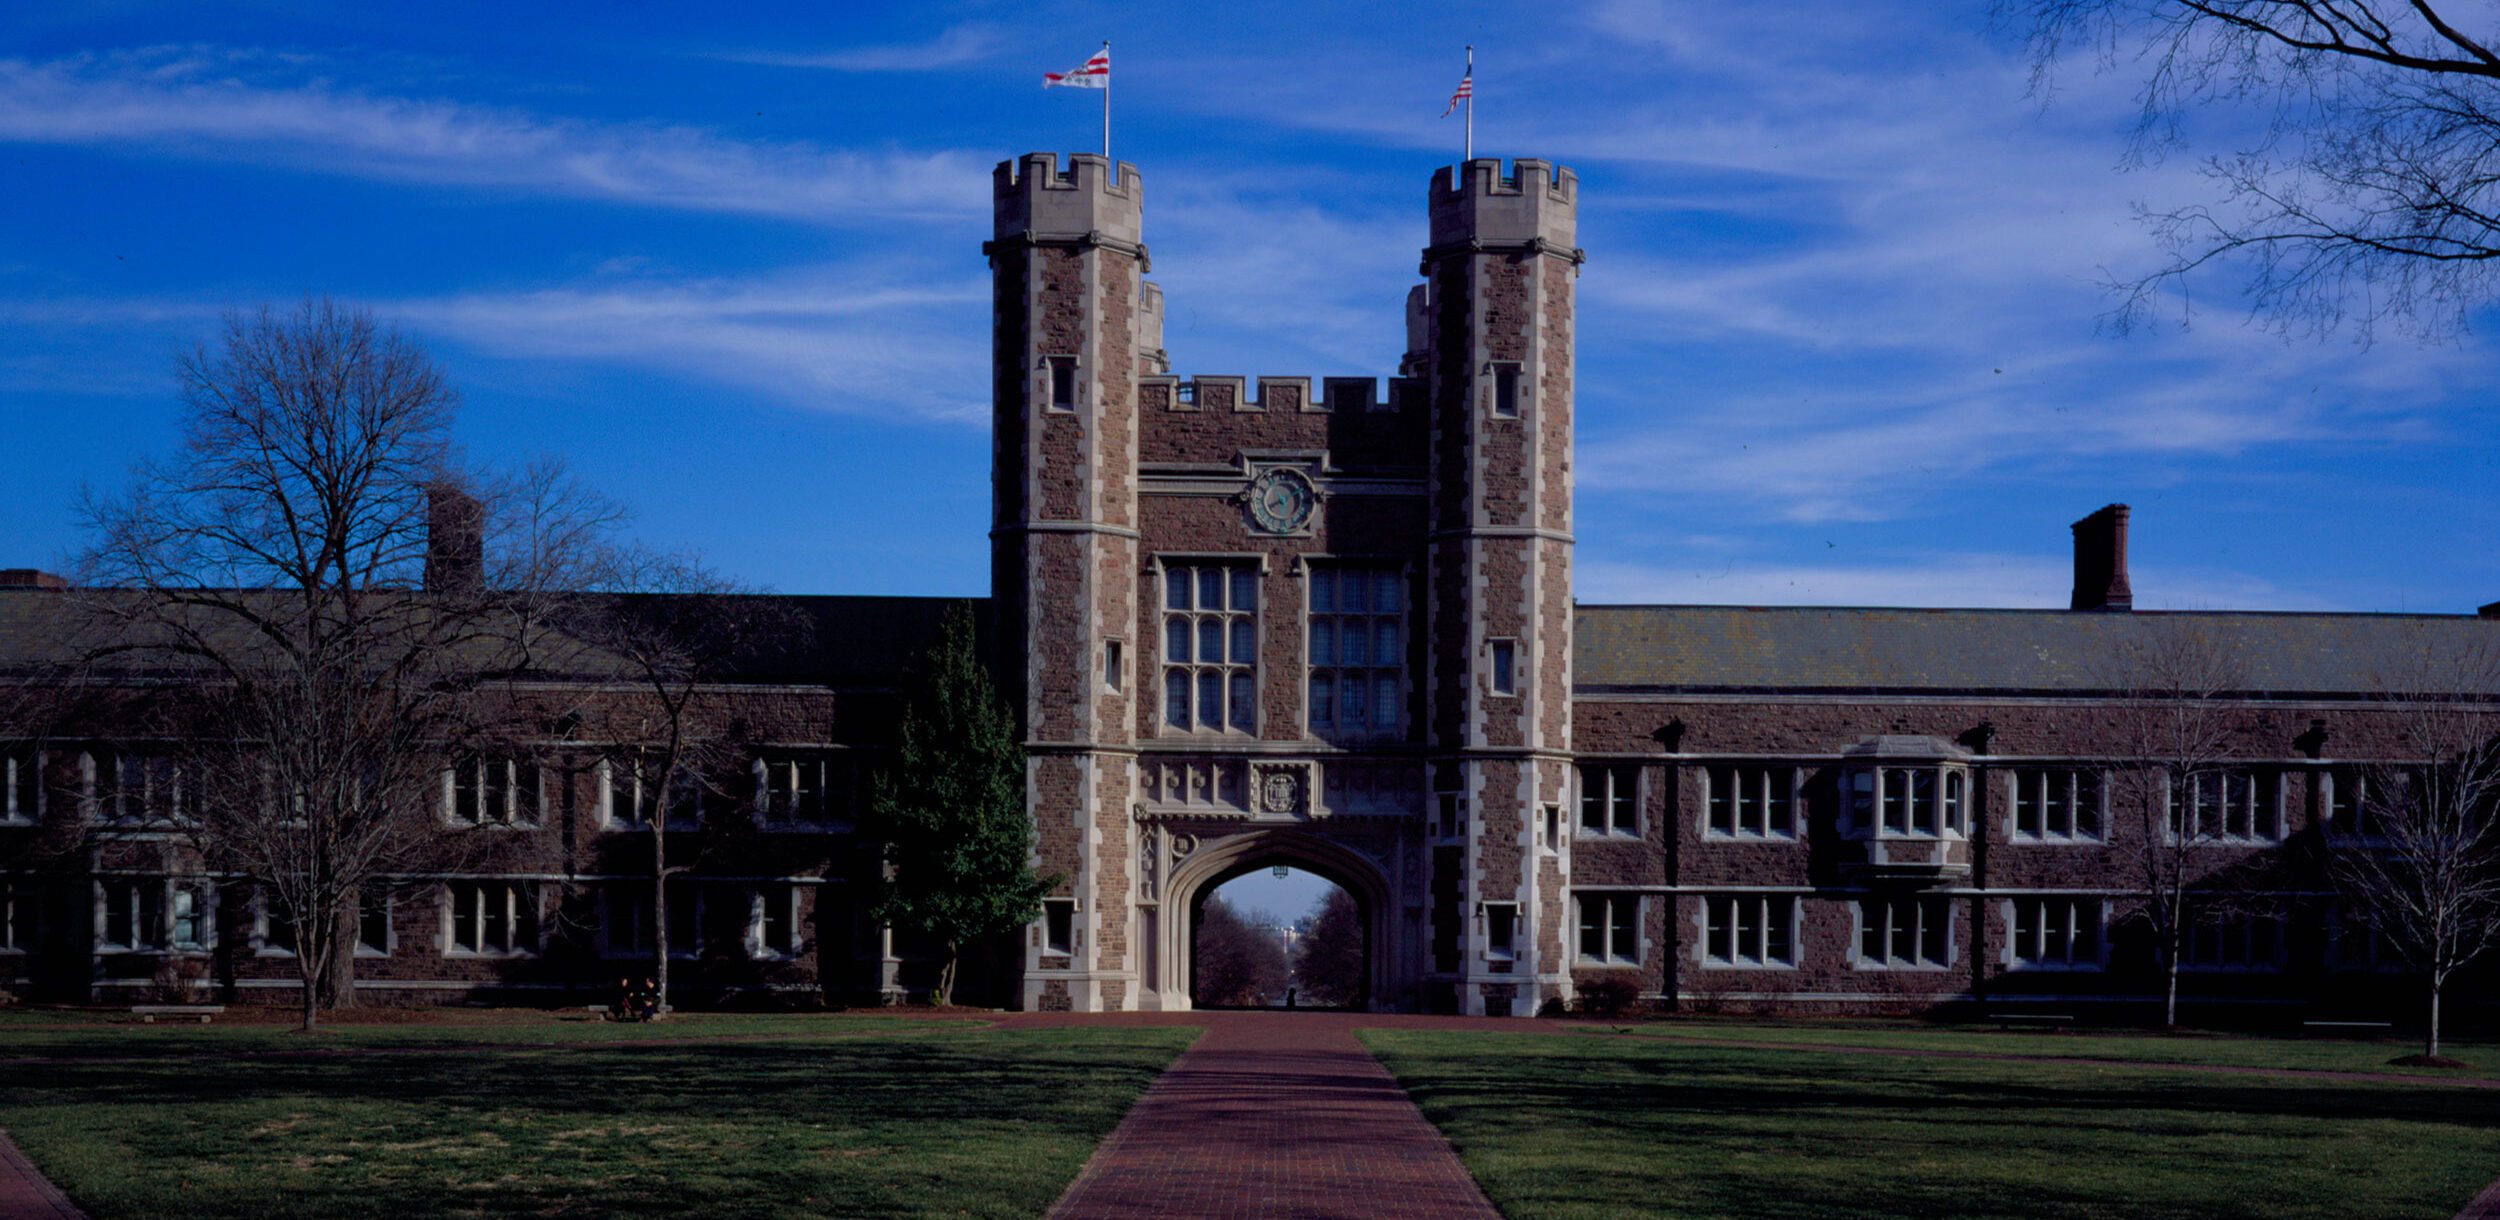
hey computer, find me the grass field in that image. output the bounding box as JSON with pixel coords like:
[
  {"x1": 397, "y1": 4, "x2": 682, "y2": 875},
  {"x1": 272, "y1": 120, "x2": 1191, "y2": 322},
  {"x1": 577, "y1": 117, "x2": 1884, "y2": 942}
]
[
  {"x1": 0, "y1": 1015, "x2": 1195, "y2": 1220},
  {"x1": 1365, "y1": 1027, "x2": 2500, "y2": 1220},
  {"x1": 1590, "y1": 1017, "x2": 2500, "y2": 1079}
]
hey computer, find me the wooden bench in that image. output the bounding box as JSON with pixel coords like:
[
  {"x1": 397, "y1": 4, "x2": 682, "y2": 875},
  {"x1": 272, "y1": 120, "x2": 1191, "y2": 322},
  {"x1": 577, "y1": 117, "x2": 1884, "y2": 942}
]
[
  {"x1": 1992, "y1": 1013, "x2": 2075, "y2": 1031},
  {"x1": 130, "y1": 1004, "x2": 225, "y2": 1024},
  {"x1": 2302, "y1": 1020, "x2": 2393, "y2": 1037}
]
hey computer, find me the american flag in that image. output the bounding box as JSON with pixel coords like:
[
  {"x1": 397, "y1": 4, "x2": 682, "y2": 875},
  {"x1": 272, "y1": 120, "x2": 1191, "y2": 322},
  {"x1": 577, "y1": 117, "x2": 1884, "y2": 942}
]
[
  {"x1": 1441, "y1": 72, "x2": 1472, "y2": 117},
  {"x1": 1045, "y1": 45, "x2": 1110, "y2": 89}
]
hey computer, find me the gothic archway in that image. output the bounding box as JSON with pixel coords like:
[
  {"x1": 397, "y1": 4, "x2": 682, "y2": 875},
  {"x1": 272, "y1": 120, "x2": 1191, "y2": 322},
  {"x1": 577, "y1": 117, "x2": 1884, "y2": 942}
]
[{"x1": 1157, "y1": 829, "x2": 1396, "y2": 1012}]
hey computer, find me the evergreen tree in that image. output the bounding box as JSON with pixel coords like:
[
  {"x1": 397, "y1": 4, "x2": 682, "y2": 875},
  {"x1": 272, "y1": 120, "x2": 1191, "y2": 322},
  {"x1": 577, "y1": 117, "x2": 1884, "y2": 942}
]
[{"x1": 867, "y1": 604, "x2": 1050, "y2": 1006}]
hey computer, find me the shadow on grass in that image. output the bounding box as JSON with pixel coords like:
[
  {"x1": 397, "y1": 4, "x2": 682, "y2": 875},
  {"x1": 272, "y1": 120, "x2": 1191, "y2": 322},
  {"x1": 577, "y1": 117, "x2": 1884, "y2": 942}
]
[
  {"x1": 2, "y1": 1027, "x2": 1195, "y2": 1220},
  {"x1": 1368, "y1": 1033, "x2": 2500, "y2": 1220}
]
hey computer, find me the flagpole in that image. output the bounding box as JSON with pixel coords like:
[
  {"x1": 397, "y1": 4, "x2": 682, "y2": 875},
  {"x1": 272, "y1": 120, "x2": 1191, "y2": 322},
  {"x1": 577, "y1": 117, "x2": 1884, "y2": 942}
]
[
  {"x1": 1464, "y1": 46, "x2": 1473, "y2": 162},
  {"x1": 1102, "y1": 41, "x2": 1112, "y2": 166}
]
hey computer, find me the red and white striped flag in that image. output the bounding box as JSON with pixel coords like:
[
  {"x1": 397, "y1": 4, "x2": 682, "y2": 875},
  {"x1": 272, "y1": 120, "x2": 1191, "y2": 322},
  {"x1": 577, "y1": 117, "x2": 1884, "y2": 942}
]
[
  {"x1": 1441, "y1": 72, "x2": 1472, "y2": 117},
  {"x1": 1045, "y1": 45, "x2": 1110, "y2": 88}
]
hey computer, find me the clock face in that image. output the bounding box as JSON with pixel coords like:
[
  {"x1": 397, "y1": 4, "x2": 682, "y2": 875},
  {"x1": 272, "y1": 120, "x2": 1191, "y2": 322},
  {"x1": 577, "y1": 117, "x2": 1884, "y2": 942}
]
[{"x1": 1246, "y1": 468, "x2": 1317, "y2": 534}]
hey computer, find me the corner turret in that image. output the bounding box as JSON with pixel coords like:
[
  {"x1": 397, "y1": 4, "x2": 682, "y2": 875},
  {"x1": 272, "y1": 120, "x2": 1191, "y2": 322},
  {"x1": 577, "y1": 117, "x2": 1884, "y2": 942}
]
[{"x1": 1426, "y1": 158, "x2": 1578, "y2": 257}]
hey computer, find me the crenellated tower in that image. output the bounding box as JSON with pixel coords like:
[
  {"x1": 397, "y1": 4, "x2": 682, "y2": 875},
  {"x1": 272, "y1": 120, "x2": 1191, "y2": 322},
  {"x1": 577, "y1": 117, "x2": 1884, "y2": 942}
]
[
  {"x1": 987, "y1": 153, "x2": 1153, "y2": 1011},
  {"x1": 1419, "y1": 159, "x2": 1581, "y2": 1017}
]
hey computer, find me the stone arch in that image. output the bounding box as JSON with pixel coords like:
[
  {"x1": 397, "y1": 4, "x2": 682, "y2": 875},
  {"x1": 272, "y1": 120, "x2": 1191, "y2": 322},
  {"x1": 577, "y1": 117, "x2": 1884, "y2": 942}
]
[{"x1": 1158, "y1": 828, "x2": 1396, "y2": 1012}]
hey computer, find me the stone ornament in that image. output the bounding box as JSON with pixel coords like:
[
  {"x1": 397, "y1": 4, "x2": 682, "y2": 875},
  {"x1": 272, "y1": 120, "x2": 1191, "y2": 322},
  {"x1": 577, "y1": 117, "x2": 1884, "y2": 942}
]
[
  {"x1": 1243, "y1": 467, "x2": 1317, "y2": 534},
  {"x1": 1254, "y1": 764, "x2": 1307, "y2": 816}
]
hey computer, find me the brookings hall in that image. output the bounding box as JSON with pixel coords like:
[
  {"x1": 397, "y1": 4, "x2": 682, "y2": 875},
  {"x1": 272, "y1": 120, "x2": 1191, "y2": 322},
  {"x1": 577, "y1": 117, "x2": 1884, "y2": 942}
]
[{"x1": 2, "y1": 152, "x2": 2495, "y2": 1021}]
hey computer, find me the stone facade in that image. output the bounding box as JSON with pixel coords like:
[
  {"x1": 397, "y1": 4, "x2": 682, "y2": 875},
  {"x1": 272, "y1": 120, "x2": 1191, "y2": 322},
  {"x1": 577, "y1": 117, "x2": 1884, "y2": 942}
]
[{"x1": 3, "y1": 151, "x2": 2496, "y2": 1022}]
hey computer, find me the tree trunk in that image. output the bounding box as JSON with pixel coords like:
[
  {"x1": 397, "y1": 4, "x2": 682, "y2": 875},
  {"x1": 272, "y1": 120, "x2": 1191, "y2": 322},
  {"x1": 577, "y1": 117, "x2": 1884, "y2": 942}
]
[
  {"x1": 297, "y1": 943, "x2": 322, "y2": 1032},
  {"x1": 938, "y1": 939, "x2": 958, "y2": 1008},
  {"x1": 2428, "y1": 982, "x2": 2443, "y2": 1059},
  {"x1": 323, "y1": 900, "x2": 359, "y2": 1010},
  {"x1": 2163, "y1": 929, "x2": 2181, "y2": 1029},
  {"x1": 652, "y1": 819, "x2": 670, "y2": 1021}
]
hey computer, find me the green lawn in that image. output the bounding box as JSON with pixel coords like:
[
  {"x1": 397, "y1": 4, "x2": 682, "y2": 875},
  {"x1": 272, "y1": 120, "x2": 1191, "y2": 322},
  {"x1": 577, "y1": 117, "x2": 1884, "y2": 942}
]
[
  {"x1": 0, "y1": 1018, "x2": 1196, "y2": 1220},
  {"x1": 1584, "y1": 1017, "x2": 2500, "y2": 1079},
  {"x1": 1365, "y1": 1029, "x2": 2500, "y2": 1220},
  {"x1": 0, "y1": 1009, "x2": 951, "y2": 1056}
]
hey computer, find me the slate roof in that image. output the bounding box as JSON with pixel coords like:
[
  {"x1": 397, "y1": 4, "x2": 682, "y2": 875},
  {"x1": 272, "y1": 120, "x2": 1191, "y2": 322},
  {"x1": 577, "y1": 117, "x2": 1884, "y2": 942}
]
[
  {"x1": 0, "y1": 588, "x2": 978, "y2": 688},
  {"x1": 1574, "y1": 604, "x2": 2500, "y2": 699}
]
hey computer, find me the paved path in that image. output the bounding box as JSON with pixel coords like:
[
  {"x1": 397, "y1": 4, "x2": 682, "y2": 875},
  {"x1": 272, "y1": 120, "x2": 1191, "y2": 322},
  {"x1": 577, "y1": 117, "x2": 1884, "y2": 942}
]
[
  {"x1": 9, "y1": 1011, "x2": 2500, "y2": 1219},
  {"x1": 0, "y1": 1132, "x2": 83, "y2": 1220},
  {"x1": 1009, "y1": 1012, "x2": 1513, "y2": 1220}
]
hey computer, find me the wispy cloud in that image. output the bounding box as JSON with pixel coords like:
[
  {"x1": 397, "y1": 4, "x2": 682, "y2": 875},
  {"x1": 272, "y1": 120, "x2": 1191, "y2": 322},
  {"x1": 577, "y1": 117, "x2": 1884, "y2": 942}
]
[
  {"x1": 1578, "y1": 552, "x2": 2339, "y2": 611},
  {"x1": 387, "y1": 269, "x2": 993, "y2": 424},
  {"x1": 0, "y1": 49, "x2": 990, "y2": 223},
  {"x1": 719, "y1": 24, "x2": 1002, "y2": 72}
]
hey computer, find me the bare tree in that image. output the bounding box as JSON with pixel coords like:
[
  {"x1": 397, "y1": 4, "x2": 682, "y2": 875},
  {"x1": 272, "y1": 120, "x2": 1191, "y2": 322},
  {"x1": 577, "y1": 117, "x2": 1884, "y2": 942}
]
[
  {"x1": 2330, "y1": 634, "x2": 2500, "y2": 1060},
  {"x1": 1193, "y1": 894, "x2": 1289, "y2": 1008},
  {"x1": 554, "y1": 552, "x2": 804, "y2": 1019},
  {"x1": 2008, "y1": 0, "x2": 2500, "y2": 339},
  {"x1": 2101, "y1": 617, "x2": 2257, "y2": 1027},
  {"x1": 1291, "y1": 886, "x2": 1365, "y2": 1008},
  {"x1": 77, "y1": 299, "x2": 615, "y2": 1030}
]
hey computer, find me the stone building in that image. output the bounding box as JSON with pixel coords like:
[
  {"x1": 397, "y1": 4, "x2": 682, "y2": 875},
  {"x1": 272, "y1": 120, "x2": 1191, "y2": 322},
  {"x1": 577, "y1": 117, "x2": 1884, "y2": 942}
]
[{"x1": 1, "y1": 150, "x2": 2495, "y2": 1020}]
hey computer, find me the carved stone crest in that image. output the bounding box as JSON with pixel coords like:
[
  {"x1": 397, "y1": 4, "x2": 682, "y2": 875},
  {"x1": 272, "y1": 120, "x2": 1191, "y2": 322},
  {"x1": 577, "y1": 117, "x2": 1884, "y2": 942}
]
[{"x1": 1254, "y1": 764, "x2": 1307, "y2": 816}]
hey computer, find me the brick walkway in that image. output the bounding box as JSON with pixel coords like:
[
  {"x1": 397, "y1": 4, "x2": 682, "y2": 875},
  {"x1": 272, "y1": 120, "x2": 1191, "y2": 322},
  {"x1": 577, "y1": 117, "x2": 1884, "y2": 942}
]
[
  {"x1": 0, "y1": 1131, "x2": 84, "y2": 1220},
  {"x1": 1009, "y1": 1011, "x2": 1513, "y2": 1220}
]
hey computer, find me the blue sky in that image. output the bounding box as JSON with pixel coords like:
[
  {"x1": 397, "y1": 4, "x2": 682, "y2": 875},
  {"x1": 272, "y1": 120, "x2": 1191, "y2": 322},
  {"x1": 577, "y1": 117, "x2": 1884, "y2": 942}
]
[{"x1": 3, "y1": 1, "x2": 2495, "y2": 614}]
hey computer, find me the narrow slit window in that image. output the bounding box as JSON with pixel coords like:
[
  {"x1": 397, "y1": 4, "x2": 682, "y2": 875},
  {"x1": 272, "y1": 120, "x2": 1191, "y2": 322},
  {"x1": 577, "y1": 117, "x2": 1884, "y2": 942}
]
[
  {"x1": 1048, "y1": 357, "x2": 1078, "y2": 410},
  {"x1": 1490, "y1": 363, "x2": 1521, "y2": 417}
]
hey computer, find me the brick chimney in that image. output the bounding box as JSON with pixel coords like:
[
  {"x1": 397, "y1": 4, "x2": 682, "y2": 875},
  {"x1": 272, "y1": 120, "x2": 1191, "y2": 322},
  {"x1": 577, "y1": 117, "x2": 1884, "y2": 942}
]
[
  {"x1": 2070, "y1": 504, "x2": 2134, "y2": 612},
  {"x1": 0, "y1": 569, "x2": 68, "y2": 590},
  {"x1": 424, "y1": 483, "x2": 484, "y2": 592}
]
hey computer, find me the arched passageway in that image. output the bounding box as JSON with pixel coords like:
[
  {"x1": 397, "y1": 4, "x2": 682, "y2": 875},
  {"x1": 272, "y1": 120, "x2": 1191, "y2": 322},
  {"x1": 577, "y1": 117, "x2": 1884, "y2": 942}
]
[{"x1": 1153, "y1": 829, "x2": 1396, "y2": 1012}]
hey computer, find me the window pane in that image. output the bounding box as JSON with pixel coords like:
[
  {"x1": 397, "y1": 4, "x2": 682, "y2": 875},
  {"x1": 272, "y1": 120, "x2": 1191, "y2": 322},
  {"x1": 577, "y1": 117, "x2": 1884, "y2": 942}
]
[
  {"x1": 1374, "y1": 571, "x2": 1400, "y2": 613},
  {"x1": 1199, "y1": 569, "x2": 1224, "y2": 611},
  {"x1": 1166, "y1": 672, "x2": 1190, "y2": 727},
  {"x1": 1197, "y1": 673, "x2": 1221, "y2": 729},
  {"x1": 1310, "y1": 674, "x2": 1333, "y2": 725},
  {"x1": 1375, "y1": 621, "x2": 1400, "y2": 663},
  {"x1": 1341, "y1": 675, "x2": 1368, "y2": 726},
  {"x1": 1167, "y1": 617, "x2": 1191, "y2": 663},
  {"x1": 1199, "y1": 619, "x2": 1223, "y2": 664},
  {"x1": 1167, "y1": 568, "x2": 1191, "y2": 610},
  {"x1": 1341, "y1": 573, "x2": 1368, "y2": 613},
  {"x1": 1231, "y1": 619, "x2": 1256, "y2": 665},
  {"x1": 1229, "y1": 673, "x2": 1255, "y2": 731},
  {"x1": 1310, "y1": 620, "x2": 1334, "y2": 667},
  {"x1": 1342, "y1": 624, "x2": 1369, "y2": 667},
  {"x1": 1374, "y1": 676, "x2": 1399, "y2": 728},
  {"x1": 1312, "y1": 569, "x2": 1335, "y2": 613},
  {"x1": 1230, "y1": 569, "x2": 1255, "y2": 613},
  {"x1": 1610, "y1": 900, "x2": 1636, "y2": 960}
]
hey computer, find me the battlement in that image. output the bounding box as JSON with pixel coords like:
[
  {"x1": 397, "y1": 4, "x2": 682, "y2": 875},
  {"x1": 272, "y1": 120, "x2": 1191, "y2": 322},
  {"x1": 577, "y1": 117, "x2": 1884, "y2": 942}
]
[
  {"x1": 1426, "y1": 157, "x2": 1577, "y2": 253},
  {"x1": 1138, "y1": 374, "x2": 1427, "y2": 414},
  {"x1": 993, "y1": 152, "x2": 1144, "y2": 246}
]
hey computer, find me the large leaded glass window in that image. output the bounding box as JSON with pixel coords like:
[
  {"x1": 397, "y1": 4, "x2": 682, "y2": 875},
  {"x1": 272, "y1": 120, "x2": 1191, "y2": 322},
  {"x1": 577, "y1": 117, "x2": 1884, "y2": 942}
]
[
  {"x1": 1308, "y1": 567, "x2": 1403, "y2": 741},
  {"x1": 1163, "y1": 564, "x2": 1257, "y2": 733}
]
